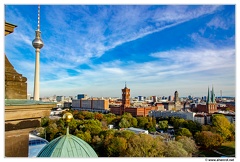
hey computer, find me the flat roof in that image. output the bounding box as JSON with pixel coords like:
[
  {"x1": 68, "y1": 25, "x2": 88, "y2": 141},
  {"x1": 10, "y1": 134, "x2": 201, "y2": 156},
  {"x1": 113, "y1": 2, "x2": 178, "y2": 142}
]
[
  {"x1": 126, "y1": 127, "x2": 148, "y2": 132},
  {"x1": 5, "y1": 99, "x2": 55, "y2": 106}
]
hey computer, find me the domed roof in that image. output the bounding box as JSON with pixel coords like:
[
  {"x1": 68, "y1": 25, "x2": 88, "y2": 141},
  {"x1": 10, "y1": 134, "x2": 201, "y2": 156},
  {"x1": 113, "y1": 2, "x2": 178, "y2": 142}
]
[
  {"x1": 37, "y1": 113, "x2": 98, "y2": 157},
  {"x1": 37, "y1": 133, "x2": 98, "y2": 157}
]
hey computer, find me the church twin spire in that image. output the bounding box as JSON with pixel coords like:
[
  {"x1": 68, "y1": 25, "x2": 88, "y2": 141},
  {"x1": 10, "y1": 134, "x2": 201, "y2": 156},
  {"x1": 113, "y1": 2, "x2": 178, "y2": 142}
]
[{"x1": 207, "y1": 85, "x2": 216, "y2": 104}]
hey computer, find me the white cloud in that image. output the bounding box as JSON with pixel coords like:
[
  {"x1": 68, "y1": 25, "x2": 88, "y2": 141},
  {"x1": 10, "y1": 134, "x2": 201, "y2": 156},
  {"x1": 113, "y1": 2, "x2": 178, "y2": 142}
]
[
  {"x1": 207, "y1": 16, "x2": 229, "y2": 30},
  {"x1": 152, "y1": 5, "x2": 220, "y2": 23},
  {"x1": 150, "y1": 48, "x2": 235, "y2": 72}
]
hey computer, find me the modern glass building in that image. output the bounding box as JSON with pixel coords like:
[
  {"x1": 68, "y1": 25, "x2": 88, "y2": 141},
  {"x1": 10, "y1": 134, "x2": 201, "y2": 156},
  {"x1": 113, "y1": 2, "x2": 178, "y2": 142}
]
[{"x1": 28, "y1": 133, "x2": 49, "y2": 157}]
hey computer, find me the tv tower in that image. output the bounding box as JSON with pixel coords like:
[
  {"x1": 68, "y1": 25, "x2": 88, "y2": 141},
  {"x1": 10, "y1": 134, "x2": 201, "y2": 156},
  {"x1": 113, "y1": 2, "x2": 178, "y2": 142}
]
[{"x1": 32, "y1": 5, "x2": 44, "y2": 101}]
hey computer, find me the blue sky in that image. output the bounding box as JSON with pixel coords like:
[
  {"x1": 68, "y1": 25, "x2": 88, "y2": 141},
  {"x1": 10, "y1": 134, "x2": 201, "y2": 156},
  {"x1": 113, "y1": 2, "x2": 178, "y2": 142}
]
[{"x1": 4, "y1": 4, "x2": 236, "y2": 98}]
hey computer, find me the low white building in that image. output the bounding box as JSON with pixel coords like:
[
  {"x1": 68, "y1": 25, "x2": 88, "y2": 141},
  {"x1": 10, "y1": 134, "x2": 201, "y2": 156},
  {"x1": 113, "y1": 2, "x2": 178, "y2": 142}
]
[
  {"x1": 149, "y1": 110, "x2": 196, "y2": 121},
  {"x1": 125, "y1": 127, "x2": 148, "y2": 134}
]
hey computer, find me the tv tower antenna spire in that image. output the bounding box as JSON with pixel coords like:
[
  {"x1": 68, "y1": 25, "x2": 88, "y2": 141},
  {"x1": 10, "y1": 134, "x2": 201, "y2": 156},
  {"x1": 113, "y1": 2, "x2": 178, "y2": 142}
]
[{"x1": 32, "y1": 5, "x2": 44, "y2": 101}]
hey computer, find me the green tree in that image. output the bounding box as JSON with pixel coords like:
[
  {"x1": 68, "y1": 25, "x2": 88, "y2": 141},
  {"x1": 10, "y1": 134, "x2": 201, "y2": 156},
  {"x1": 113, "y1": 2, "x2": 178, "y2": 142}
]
[
  {"x1": 76, "y1": 130, "x2": 92, "y2": 143},
  {"x1": 104, "y1": 113, "x2": 116, "y2": 119},
  {"x1": 173, "y1": 118, "x2": 185, "y2": 129},
  {"x1": 183, "y1": 120, "x2": 202, "y2": 136},
  {"x1": 125, "y1": 134, "x2": 164, "y2": 157},
  {"x1": 176, "y1": 136, "x2": 198, "y2": 156},
  {"x1": 77, "y1": 114, "x2": 85, "y2": 120},
  {"x1": 98, "y1": 130, "x2": 116, "y2": 156},
  {"x1": 149, "y1": 117, "x2": 156, "y2": 128},
  {"x1": 195, "y1": 131, "x2": 223, "y2": 149},
  {"x1": 114, "y1": 130, "x2": 135, "y2": 140},
  {"x1": 91, "y1": 135, "x2": 102, "y2": 153},
  {"x1": 122, "y1": 112, "x2": 133, "y2": 119},
  {"x1": 41, "y1": 117, "x2": 49, "y2": 127},
  {"x1": 130, "y1": 117, "x2": 138, "y2": 127},
  {"x1": 46, "y1": 123, "x2": 59, "y2": 141},
  {"x1": 106, "y1": 136, "x2": 127, "y2": 157},
  {"x1": 81, "y1": 119, "x2": 103, "y2": 136},
  {"x1": 103, "y1": 113, "x2": 116, "y2": 125},
  {"x1": 82, "y1": 111, "x2": 94, "y2": 120},
  {"x1": 111, "y1": 116, "x2": 121, "y2": 128},
  {"x1": 119, "y1": 118, "x2": 130, "y2": 128},
  {"x1": 163, "y1": 141, "x2": 189, "y2": 157},
  {"x1": 202, "y1": 124, "x2": 212, "y2": 131},
  {"x1": 99, "y1": 129, "x2": 116, "y2": 141},
  {"x1": 137, "y1": 117, "x2": 148, "y2": 128},
  {"x1": 229, "y1": 123, "x2": 235, "y2": 141},
  {"x1": 176, "y1": 128, "x2": 192, "y2": 137},
  {"x1": 212, "y1": 114, "x2": 232, "y2": 141},
  {"x1": 145, "y1": 122, "x2": 156, "y2": 132},
  {"x1": 158, "y1": 120, "x2": 168, "y2": 131}
]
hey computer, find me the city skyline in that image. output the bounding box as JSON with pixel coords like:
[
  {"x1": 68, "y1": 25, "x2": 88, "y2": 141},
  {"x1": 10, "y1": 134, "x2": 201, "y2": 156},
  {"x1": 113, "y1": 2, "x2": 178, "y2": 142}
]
[{"x1": 4, "y1": 4, "x2": 236, "y2": 98}]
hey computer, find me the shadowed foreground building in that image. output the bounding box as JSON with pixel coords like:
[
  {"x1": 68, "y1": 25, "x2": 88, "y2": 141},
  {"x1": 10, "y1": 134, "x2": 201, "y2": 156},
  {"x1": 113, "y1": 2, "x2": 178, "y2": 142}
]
[
  {"x1": 5, "y1": 20, "x2": 56, "y2": 157},
  {"x1": 5, "y1": 22, "x2": 27, "y2": 99}
]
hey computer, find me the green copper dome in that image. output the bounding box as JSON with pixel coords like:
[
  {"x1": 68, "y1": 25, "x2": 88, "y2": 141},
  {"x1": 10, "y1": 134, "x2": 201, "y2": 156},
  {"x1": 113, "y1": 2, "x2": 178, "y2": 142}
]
[{"x1": 37, "y1": 134, "x2": 98, "y2": 157}]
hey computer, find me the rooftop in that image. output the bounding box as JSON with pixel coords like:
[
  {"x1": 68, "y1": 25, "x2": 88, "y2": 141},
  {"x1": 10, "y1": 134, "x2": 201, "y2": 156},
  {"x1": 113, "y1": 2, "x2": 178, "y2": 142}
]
[
  {"x1": 5, "y1": 99, "x2": 55, "y2": 106},
  {"x1": 37, "y1": 134, "x2": 98, "y2": 157}
]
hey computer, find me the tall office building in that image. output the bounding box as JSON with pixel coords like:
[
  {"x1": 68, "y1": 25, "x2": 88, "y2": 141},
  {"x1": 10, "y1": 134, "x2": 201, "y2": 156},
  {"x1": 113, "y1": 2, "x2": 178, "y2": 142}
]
[{"x1": 77, "y1": 94, "x2": 87, "y2": 100}]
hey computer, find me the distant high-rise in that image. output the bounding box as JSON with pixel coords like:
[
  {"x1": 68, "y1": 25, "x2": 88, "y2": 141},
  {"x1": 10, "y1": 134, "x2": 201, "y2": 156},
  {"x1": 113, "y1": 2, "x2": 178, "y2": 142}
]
[
  {"x1": 220, "y1": 90, "x2": 222, "y2": 100},
  {"x1": 152, "y1": 96, "x2": 157, "y2": 102},
  {"x1": 174, "y1": 90, "x2": 181, "y2": 110},
  {"x1": 174, "y1": 91, "x2": 179, "y2": 103},
  {"x1": 32, "y1": 5, "x2": 44, "y2": 101},
  {"x1": 77, "y1": 94, "x2": 87, "y2": 100}
]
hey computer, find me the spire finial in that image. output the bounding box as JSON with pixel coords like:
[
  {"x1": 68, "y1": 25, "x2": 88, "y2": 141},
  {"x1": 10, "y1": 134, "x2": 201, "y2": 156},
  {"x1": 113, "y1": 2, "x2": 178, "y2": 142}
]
[
  {"x1": 63, "y1": 112, "x2": 73, "y2": 135},
  {"x1": 125, "y1": 81, "x2": 127, "y2": 88}
]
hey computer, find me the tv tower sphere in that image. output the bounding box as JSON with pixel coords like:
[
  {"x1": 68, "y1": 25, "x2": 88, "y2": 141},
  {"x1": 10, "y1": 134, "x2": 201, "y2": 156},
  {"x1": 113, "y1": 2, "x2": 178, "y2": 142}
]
[{"x1": 32, "y1": 31, "x2": 44, "y2": 49}]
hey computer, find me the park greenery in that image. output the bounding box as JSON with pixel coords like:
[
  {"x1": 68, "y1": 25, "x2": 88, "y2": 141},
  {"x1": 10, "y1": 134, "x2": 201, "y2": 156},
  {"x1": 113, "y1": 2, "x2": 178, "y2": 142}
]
[{"x1": 38, "y1": 110, "x2": 235, "y2": 157}]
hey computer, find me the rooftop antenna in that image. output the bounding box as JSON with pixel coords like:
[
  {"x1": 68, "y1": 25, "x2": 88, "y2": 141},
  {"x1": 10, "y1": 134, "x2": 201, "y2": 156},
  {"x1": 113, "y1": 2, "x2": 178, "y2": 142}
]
[{"x1": 37, "y1": 5, "x2": 40, "y2": 31}]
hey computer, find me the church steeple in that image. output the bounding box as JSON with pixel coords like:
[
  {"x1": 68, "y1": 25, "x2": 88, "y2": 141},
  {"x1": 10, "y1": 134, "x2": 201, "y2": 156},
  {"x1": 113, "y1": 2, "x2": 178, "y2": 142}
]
[
  {"x1": 206, "y1": 85, "x2": 217, "y2": 114},
  {"x1": 207, "y1": 86, "x2": 211, "y2": 104}
]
